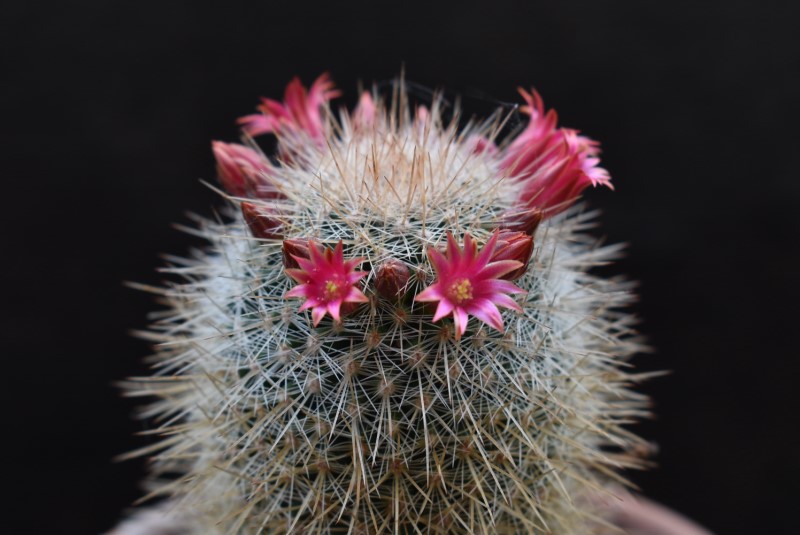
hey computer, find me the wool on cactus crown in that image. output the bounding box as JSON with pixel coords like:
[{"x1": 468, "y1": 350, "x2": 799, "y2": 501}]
[{"x1": 122, "y1": 74, "x2": 652, "y2": 534}]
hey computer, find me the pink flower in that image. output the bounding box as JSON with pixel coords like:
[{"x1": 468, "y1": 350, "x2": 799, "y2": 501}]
[
  {"x1": 500, "y1": 88, "x2": 561, "y2": 177},
  {"x1": 499, "y1": 88, "x2": 612, "y2": 217},
  {"x1": 285, "y1": 240, "x2": 368, "y2": 326},
  {"x1": 517, "y1": 129, "x2": 612, "y2": 215},
  {"x1": 212, "y1": 141, "x2": 277, "y2": 198},
  {"x1": 415, "y1": 232, "x2": 527, "y2": 340},
  {"x1": 237, "y1": 73, "x2": 341, "y2": 143}
]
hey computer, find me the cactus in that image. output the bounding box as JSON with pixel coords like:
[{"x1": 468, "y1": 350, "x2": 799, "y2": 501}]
[{"x1": 123, "y1": 74, "x2": 650, "y2": 534}]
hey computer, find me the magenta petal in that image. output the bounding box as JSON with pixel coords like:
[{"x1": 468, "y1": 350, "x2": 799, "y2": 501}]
[
  {"x1": 490, "y1": 293, "x2": 523, "y2": 312},
  {"x1": 237, "y1": 114, "x2": 275, "y2": 137},
  {"x1": 415, "y1": 284, "x2": 444, "y2": 302},
  {"x1": 285, "y1": 269, "x2": 311, "y2": 284},
  {"x1": 308, "y1": 240, "x2": 325, "y2": 265},
  {"x1": 298, "y1": 297, "x2": 321, "y2": 311},
  {"x1": 475, "y1": 278, "x2": 526, "y2": 296},
  {"x1": 332, "y1": 240, "x2": 344, "y2": 266},
  {"x1": 345, "y1": 257, "x2": 365, "y2": 271},
  {"x1": 452, "y1": 308, "x2": 469, "y2": 340},
  {"x1": 286, "y1": 285, "x2": 310, "y2": 298},
  {"x1": 292, "y1": 255, "x2": 317, "y2": 274},
  {"x1": 311, "y1": 306, "x2": 327, "y2": 326},
  {"x1": 427, "y1": 248, "x2": 450, "y2": 278},
  {"x1": 467, "y1": 299, "x2": 505, "y2": 332},
  {"x1": 446, "y1": 232, "x2": 462, "y2": 266},
  {"x1": 432, "y1": 299, "x2": 455, "y2": 322},
  {"x1": 478, "y1": 260, "x2": 524, "y2": 280},
  {"x1": 474, "y1": 231, "x2": 499, "y2": 269},
  {"x1": 346, "y1": 270, "x2": 368, "y2": 285},
  {"x1": 345, "y1": 287, "x2": 369, "y2": 303},
  {"x1": 463, "y1": 233, "x2": 476, "y2": 260},
  {"x1": 327, "y1": 299, "x2": 342, "y2": 322}
]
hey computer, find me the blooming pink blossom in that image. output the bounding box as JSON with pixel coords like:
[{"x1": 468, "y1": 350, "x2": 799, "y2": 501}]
[
  {"x1": 237, "y1": 73, "x2": 341, "y2": 143},
  {"x1": 500, "y1": 88, "x2": 560, "y2": 177},
  {"x1": 285, "y1": 240, "x2": 368, "y2": 326},
  {"x1": 415, "y1": 232, "x2": 526, "y2": 339},
  {"x1": 499, "y1": 88, "x2": 611, "y2": 216},
  {"x1": 212, "y1": 141, "x2": 276, "y2": 198},
  {"x1": 517, "y1": 129, "x2": 612, "y2": 214}
]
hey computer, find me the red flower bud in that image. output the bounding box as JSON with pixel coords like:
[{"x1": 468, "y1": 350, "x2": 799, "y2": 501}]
[
  {"x1": 501, "y1": 209, "x2": 543, "y2": 236},
  {"x1": 282, "y1": 238, "x2": 312, "y2": 270},
  {"x1": 212, "y1": 141, "x2": 283, "y2": 199},
  {"x1": 241, "y1": 202, "x2": 282, "y2": 240},
  {"x1": 375, "y1": 260, "x2": 410, "y2": 299},
  {"x1": 490, "y1": 230, "x2": 533, "y2": 281}
]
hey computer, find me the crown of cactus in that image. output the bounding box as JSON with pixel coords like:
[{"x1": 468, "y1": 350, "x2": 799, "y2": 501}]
[{"x1": 125, "y1": 73, "x2": 650, "y2": 534}]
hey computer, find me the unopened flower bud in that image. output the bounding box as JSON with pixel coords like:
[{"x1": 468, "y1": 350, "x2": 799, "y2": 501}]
[
  {"x1": 375, "y1": 259, "x2": 410, "y2": 299},
  {"x1": 491, "y1": 230, "x2": 533, "y2": 281},
  {"x1": 212, "y1": 141, "x2": 274, "y2": 197},
  {"x1": 241, "y1": 202, "x2": 282, "y2": 240},
  {"x1": 353, "y1": 92, "x2": 376, "y2": 129},
  {"x1": 501, "y1": 208, "x2": 543, "y2": 236},
  {"x1": 282, "y1": 238, "x2": 312, "y2": 269}
]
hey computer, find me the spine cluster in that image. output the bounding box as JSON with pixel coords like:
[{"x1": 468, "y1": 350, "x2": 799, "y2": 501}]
[{"x1": 125, "y1": 74, "x2": 650, "y2": 534}]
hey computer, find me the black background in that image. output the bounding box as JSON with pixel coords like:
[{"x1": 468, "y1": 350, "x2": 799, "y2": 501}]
[{"x1": 3, "y1": 1, "x2": 798, "y2": 533}]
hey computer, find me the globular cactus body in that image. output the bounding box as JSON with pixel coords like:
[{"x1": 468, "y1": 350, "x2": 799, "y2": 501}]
[{"x1": 126, "y1": 74, "x2": 649, "y2": 534}]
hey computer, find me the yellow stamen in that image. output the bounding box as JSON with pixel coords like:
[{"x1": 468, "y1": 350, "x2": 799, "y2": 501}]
[
  {"x1": 447, "y1": 278, "x2": 473, "y2": 304},
  {"x1": 324, "y1": 280, "x2": 340, "y2": 300}
]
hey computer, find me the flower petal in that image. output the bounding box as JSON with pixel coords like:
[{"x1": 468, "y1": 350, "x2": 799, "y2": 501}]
[
  {"x1": 326, "y1": 299, "x2": 342, "y2": 322},
  {"x1": 466, "y1": 299, "x2": 504, "y2": 332},
  {"x1": 475, "y1": 278, "x2": 526, "y2": 296},
  {"x1": 415, "y1": 283, "x2": 444, "y2": 302},
  {"x1": 478, "y1": 260, "x2": 524, "y2": 280},
  {"x1": 286, "y1": 283, "x2": 311, "y2": 297},
  {"x1": 311, "y1": 306, "x2": 327, "y2": 326},
  {"x1": 474, "y1": 230, "x2": 500, "y2": 270},
  {"x1": 345, "y1": 286, "x2": 369, "y2": 303},
  {"x1": 490, "y1": 293, "x2": 523, "y2": 312},
  {"x1": 427, "y1": 247, "x2": 450, "y2": 278},
  {"x1": 432, "y1": 299, "x2": 455, "y2": 322},
  {"x1": 445, "y1": 232, "x2": 463, "y2": 267},
  {"x1": 452, "y1": 307, "x2": 469, "y2": 340}
]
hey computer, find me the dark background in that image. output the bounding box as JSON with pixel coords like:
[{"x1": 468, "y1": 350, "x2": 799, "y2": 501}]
[{"x1": 3, "y1": 1, "x2": 798, "y2": 533}]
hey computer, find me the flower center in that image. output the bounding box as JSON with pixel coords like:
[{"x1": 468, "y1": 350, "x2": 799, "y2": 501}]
[
  {"x1": 323, "y1": 279, "x2": 341, "y2": 300},
  {"x1": 447, "y1": 278, "x2": 473, "y2": 305}
]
